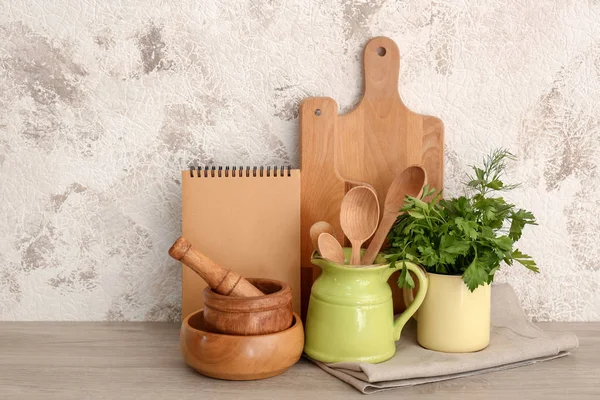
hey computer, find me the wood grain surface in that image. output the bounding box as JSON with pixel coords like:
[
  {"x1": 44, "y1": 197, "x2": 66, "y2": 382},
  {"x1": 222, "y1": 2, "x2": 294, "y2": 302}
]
[
  {"x1": 300, "y1": 97, "x2": 346, "y2": 320},
  {"x1": 0, "y1": 322, "x2": 597, "y2": 399},
  {"x1": 336, "y1": 37, "x2": 444, "y2": 203},
  {"x1": 300, "y1": 37, "x2": 444, "y2": 316}
]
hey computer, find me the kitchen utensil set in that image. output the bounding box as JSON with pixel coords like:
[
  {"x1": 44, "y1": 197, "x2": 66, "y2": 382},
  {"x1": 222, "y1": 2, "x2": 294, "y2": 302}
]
[
  {"x1": 174, "y1": 37, "x2": 442, "y2": 379},
  {"x1": 300, "y1": 36, "x2": 444, "y2": 315},
  {"x1": 312, "y1": 165, "x2": 427, "y2": 266}
]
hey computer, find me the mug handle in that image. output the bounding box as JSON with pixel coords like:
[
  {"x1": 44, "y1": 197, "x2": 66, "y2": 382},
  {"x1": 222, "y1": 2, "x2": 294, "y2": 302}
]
[
  {"x1": 402, "y1": 274, "x2": 418, "y2": 321},
  {"x1": 392, "y1": 262, "x2": 428, "y2": 341}
]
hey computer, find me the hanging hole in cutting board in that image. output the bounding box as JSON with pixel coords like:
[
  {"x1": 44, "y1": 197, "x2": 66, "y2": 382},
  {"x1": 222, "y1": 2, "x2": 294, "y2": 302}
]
[
  {"x1": 315, "y1": 109, "x2": 322, "y2": 116},
  {"x1": 376, "y1": 47, "x2": 386, "y2": 57}
]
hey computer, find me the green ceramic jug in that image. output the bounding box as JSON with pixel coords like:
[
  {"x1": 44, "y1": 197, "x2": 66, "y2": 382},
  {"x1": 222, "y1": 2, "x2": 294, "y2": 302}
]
[{"x1": 304, "y1": 248, "x2": 428, "y2": 363}]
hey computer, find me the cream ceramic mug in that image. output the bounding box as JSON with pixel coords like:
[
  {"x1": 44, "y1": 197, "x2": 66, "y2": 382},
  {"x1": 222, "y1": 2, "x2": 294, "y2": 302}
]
[{"x1": 403, "y1": 272, "x2": 491, "y2": 353}]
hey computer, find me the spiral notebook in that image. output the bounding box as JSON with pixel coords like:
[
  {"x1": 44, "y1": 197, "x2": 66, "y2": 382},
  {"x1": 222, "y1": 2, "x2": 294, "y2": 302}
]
[{"x1": 181, "y1": 166, "x2": 300, "y2": 319}]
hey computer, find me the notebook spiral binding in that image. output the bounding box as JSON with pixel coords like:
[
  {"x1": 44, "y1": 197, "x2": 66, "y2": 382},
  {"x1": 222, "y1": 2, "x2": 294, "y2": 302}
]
[{"x1": 189, "y1": 165, "x2": 292, "y2": 178}]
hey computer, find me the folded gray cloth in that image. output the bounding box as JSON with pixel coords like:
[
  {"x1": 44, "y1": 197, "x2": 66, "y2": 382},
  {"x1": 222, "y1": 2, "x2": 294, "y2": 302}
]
[{"x1": 309, "y1": 283, "x2": 579, "y2": 394}]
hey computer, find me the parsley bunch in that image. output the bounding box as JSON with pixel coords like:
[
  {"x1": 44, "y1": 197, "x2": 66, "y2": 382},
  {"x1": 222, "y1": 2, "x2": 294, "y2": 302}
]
[{"x1": 386, "y1": 149, "x2": 538, "y2": 292}]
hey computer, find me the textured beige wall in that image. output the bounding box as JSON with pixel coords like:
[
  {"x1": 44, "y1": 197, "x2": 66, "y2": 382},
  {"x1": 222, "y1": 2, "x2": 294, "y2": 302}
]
[{"x1": 0, "y1": 1, "x2": 599, "y2": 321}]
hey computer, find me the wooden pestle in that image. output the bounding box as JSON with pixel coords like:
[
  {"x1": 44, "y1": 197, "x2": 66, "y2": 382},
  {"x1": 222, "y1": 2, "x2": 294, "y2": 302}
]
[{"x1": 169, "y1": 237, "x2": 264, "y2": 297}]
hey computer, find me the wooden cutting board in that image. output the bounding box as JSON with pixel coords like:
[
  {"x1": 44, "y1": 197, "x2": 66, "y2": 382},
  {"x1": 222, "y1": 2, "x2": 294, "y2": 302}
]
[{"x1": 300, "y1": 37, "x2": 444, "y2": 319}]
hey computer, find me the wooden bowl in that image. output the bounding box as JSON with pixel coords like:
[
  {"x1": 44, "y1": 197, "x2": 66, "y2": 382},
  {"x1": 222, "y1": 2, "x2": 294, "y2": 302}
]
[
  {"x1": 203, "y1": 278, "x2": 293, "y2": 335},
  {"x1": 181, "y1": 309, "x2": 304, "y2": 380}
]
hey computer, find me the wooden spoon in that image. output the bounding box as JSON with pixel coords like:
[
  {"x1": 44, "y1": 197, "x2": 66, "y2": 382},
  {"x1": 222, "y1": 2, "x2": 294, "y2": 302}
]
[
  {"x1": 309, "y1": 221, "x2": 336, "y2": 251},
  {"x1": 343, "y1": 180, "x2": 376, "y2": 249},
  {"x1": 361, "y1": 165, "x2": 427, "y2": 265},
  {"x1": 340, "y1": 186, "x2": 380, "y2": 265},
  {"x1": 317, "y1": 232, "x2": 345, "y2": 263}
]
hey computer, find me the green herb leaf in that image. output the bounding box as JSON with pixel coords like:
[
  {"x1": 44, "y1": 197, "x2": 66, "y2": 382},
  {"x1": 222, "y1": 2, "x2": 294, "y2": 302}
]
[
  {"x1": 486, "y1": 179, "x2": 504, "y2": 190},
  {"x1": 411, "y1": 197, "x2": 428, "y2": 209},
  {"x1": 397, "y1": 262, "x2": 415, "y2": 289},
  {"x1": 454, "y1": 217, "x2": 479, "y2": 239},
  {"x1": 509, "y1": 209, "x2": 537, "y2": 241},
  {"x1": 408, "y1": 211, "x2": 425, "y2": 219},
  {"x1": 491, "y1": 236, "x2": 513, "y2": 251},
  {"x1": 440, "y1": 235, "x2": 470, "y2": 255},
  {"x1": 463, "y1": 255, "x2": 489, "y2": 292},
  {"x1": 512, "y1": 249, "x2": 539, "y2": 273}
]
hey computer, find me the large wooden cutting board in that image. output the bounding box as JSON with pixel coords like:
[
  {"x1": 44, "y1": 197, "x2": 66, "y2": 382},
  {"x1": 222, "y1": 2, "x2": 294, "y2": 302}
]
[{"x1": 300, "y1": 37, "x2": 444, "y2": 319}]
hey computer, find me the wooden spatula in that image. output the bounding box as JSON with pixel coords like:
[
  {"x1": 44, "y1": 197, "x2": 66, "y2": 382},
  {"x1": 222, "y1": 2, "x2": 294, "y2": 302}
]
[{"x1": 361, "y1": 166, "x2": 427, "y2": 265}]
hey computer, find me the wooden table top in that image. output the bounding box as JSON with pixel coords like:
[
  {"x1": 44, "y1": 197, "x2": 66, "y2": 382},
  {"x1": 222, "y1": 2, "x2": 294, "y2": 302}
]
[{"x1": 0, "y1": 322, "x2": 598, "y2": 399}]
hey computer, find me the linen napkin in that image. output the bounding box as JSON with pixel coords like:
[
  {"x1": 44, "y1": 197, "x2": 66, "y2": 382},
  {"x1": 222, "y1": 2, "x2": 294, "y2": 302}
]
[{"x1": 309, "y1": 283, "x2": 578, "y2": 394}]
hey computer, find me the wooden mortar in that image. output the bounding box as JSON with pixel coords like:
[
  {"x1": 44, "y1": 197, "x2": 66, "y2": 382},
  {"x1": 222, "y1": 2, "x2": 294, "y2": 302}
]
[{"x1": 203, "y1": 278, "x2": 293, "y2": 336}]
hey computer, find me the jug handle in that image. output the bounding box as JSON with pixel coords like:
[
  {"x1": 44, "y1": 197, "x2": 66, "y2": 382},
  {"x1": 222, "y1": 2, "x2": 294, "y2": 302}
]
[{"x1": 391, "y1": 262, "x2": 428, "y2": 341}]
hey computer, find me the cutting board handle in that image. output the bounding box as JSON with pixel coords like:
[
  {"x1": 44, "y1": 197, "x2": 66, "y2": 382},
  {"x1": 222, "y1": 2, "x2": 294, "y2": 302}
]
[{"x1": 363, "y1": 37, "x2": 401, "y2": 102}]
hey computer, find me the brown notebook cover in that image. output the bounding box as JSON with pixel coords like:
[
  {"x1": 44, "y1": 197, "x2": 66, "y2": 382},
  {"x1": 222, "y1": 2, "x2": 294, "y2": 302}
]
[{"x1": 181, "y1": 167, "x2": 300, "y2": 319}]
